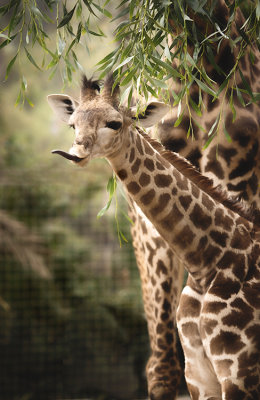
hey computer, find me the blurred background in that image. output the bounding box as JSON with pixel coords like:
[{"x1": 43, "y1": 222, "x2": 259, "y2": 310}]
[{"x1": 0, "y1": 7, "x2": 151, "y2": 400}]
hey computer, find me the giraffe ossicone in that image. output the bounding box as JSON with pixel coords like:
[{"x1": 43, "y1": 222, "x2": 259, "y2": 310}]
[{"x1": 48, "y1": 74, "x2": 260, "y2": 400}]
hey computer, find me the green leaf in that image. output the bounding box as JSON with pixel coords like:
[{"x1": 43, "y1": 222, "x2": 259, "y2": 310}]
[
  {"x1": 150, "y1": 55, "x2": 182, "y2": 79},
  {"x1": 223, "y1": 126, "x2": 232, "y2": 143},
  {"x1": 215, "y1": 77, "x2": 229, "y2": 98},
  {"x1": 24, "y1": 48, "x2": 41, "y2": 70},
  {"x1": 92, "y1": 3, "x2": 112, "y2": 18},
  {"x1": 15, "y1": 90, "x2": 22, "y2": 107},
  {"x1": 0, "y1": 33, "x2": 17, "y2": 49},
  {"x1": 207, "y1": 114, "x2": 220, "y2": 137},
  {"x1": 21, "y1": 75, "x2": 27, "y2": 91},
  {"x1": 58, "y1": 5, "x2": 76, "y2": 29},
  {"x1": 58, "y1": 37, "x2": 66, "y2": 55},
  {"x1": 76, "y1": 2, "x2": 82, "y2": 18},
  {"x1": 120, "y1": 85, "x2": 133, "y2": 107},
  {"x1": 202, "y1": 131, "x2": 217, "y2": 150},
  {"x1": 119, "y1": 230, "x2": 128, "y2": 244},
  {"x1": 152, "y1": 78, "x2": 168, "y2": 89},
  {"x1": 87, "y1": 29, "x2": 103, "y2": 37},
  {"x1": 121, "y1": 67, "x2": 138, "y2": 86},
  {"x1": 174, "y1": 110, "x2": 184, "y2": 127},
  {"x1": 256, "y1": 0, "x2": 260, "y2": 20},
  {"x1": 26, "y1": 96, "x2": 34, "y2": 108},
  {"x1": 114, "y1": 56, "x2": 134, "y2": 71},
  {"x1": 31, "y1": 6, "x2": 44, "y2": 19},
  {"x1": 65, "y1": 37, "x2": 77, "y2": 57},
  {"x1": 96, "y1": 48, "x2": 119, "y2": 65},
  {"x1": 238, "y1": 67, "x2": 253, "y2": 99},
  {"x1": 145, "y1": 84, "x2": 157, "y2": 98},
  {"x1": 107, "y1": 175, "x2": 117, "y2": 196},
  {"x1": 229, "y1": 90, "x2": 236, "y2": 122},
  {"x1": 194, "y1": 77, "x2": 216, "y2": 97},
  {"x1": 164, "y1": 42, "x2": 171, "y2": 61},
  {"x1": 122, "y1": 210, "x2": 134, "y2": 225},
  {"x1": 97, "y1": 176, "x2": 117, "y2": 218},
  {"x1": 189, "y1": 96, "x2": 202, "y2": 116},
  {"x1": 47, "y1": 55, "x2": 59, "y2": 70},
  {"x1": 82, "y1": 0, "x2": 97, "y2": 17},
  {"x1": 112, "y1": 6, "x2": 130, "y2": 21},
  {"x1": 236, "y1": 86, "x2": 245, "y2": 106},
  {"x1": 97, "y1": 198, "x2": 113, "y2": 218},
  {"x1": 0, "y1": 33, "x2": 11, "y2": 40},
  {"x1": 5, "y1": 53, "x2": 17, "y2": 80}
]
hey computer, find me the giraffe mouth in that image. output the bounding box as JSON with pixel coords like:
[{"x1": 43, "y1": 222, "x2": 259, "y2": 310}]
[{"x1": 52, "y1": 150, "x2": 86, "y2": 163}]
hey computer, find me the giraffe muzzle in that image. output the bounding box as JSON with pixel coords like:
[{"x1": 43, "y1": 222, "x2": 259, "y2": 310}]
[{"x1": 52, "y1": 149, "x2": 85, "y2": 163}]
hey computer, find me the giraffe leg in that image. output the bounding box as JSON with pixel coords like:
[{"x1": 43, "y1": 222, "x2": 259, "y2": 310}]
[
  {"x1": 177, "y1": 283, "x2": 222, "y2": 400},
  {"x1": 129, "y1": 201, "x2": 183, "y2": 399}
]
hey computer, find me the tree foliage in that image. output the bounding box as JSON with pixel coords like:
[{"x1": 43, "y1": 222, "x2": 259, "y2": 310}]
[{"x1": 1, "y1": 0, "x2": 259, "y2": 107}]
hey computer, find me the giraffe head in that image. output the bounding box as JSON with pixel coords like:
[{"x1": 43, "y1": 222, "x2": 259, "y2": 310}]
[{"x1": 48, "y1": 74, "x2": 169, "y2": 166}]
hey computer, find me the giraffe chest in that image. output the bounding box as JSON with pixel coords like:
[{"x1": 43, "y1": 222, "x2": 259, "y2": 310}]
[{"x1": 177, "y1": 265, "x2": 260, "y2": 376}]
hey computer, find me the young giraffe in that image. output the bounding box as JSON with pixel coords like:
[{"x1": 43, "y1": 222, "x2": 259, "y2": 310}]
[{"x1": 48, "y1": 75, "x2": 260, "y2": 400}]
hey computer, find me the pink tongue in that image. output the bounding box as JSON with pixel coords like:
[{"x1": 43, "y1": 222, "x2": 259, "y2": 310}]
[{"x1": 51, "y1": 150, "x2": 83, "y2": 163}]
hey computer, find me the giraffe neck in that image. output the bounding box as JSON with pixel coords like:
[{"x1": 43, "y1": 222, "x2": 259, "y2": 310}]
[{"x1": 108, "y1": 127, "x2": 254, "y2": 289}]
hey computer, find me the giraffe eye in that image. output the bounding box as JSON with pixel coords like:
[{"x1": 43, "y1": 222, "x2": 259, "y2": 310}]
[{"x1": 106, "y1": 121, "x2": 122, "y2": 130}]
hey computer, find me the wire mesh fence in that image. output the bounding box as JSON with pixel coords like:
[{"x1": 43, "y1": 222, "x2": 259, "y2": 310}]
[{"x1": 0, "y1": 177, "x2": 152, "y2": 400}]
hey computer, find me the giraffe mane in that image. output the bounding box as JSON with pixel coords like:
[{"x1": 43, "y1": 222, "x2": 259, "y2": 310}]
[
  {"x1": 81, "y1": 75, "x2": 101, "y2": 92},
  {"x1": 137, "y1": 128, "x2": 260, "y2": 230}
]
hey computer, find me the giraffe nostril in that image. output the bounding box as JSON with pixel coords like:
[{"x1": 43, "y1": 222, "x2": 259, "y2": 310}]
[{"x1": 84, "y1": 139, "x2": 92, "y2": 150}]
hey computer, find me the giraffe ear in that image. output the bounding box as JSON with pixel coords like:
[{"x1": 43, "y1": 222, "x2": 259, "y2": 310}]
[
  {"x1": 47, "y1": 94, "x2": 79, "y2": 123},
  {"x1": 132, "y1": 102, "x2": 170, "y2": 128}
]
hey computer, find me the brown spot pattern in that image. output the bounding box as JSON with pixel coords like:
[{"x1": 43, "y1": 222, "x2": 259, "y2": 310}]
[
  {"x1": 215, "y1": 359, "x2": 233, "y2": 378},
  {"x1": 144, "y1": 158, "x2": 155, "y2": 171},
  {"x1": 154, "y1": 174, "x2": 173, "y2": 187},
  {"x1": 179, "y1": 195, "x2": 192, "y2": 211},
  {"x1": 117, "y1": 169, "x2": 128, "y2": 180},
  {"x1": 127, "y1": 181, "x2": 141, "y2": 195},
  {"x1": 210, "y1": 330, "x2": 244, "y2": 355},
  {"x1": 156, "y1": 260, "x2": 168, "y2": 276},
  {"x1": 190, "y1": 204, "x2": 212, "y2": 230},
  {"x1": 131, "y1": 158, "x2": 141, "y2": 174},
  {"x1": 178, "y1": 295, "x2": 201, "y2": 319},
  {"x1": 210, "y1": 230, "x2": 228, "y2": 247},
  {"x1": 129, "y1": 147, "x2": 135, "y2": 163},
  {"x1": 173, "y1": 225, "x2": 195, "y2": 249},
  {"x1": 203, "y1": 301, "x2": 226, "y2": 313},
  {"x1": 160, "y1": 204, "x2": 183, "y2": 231},
  {"x1": 201, "y1": 317, "x2": 218, "y2": 335},
  {"x1": 135, "y1": 134, "x2": 144, "y2": 155},
  {"x1": 230, "y1": 225, "x2": 251, "y2": 250},
  {"x1": 203, "y1": 244, "x2": 221, "y2": 267},
  {"x1": 140, "y1": 189, "x2": 155, "y2": 205},
  {"x1": 214, "y1": 208, "x2": 233, "y2": 231},
  {"x1": 139, "y1": 172, "x2": 151, "y2": 186},
  {"x1": 209, "y1": 272, "x2": 240, "y2": 299},
  {"x1": 202, "y1": 192, "x2": 215, "y2": 211}
]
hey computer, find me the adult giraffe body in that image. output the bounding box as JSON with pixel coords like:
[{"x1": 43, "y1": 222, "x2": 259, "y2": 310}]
[
  {"x1": 48, "y1": 74, "x2": 260, "y2": 399},
  {"x1": 135, "y1": 2, "x2": 260, "y2": 397}
]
